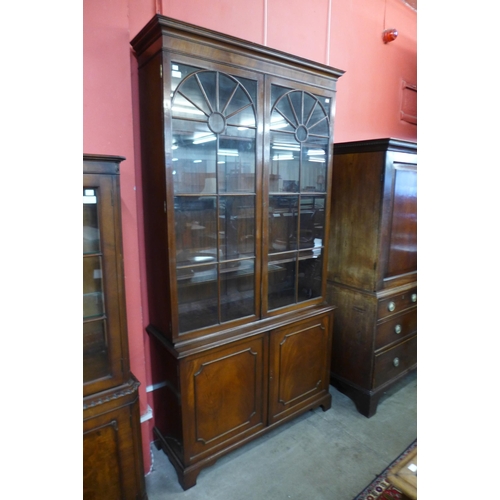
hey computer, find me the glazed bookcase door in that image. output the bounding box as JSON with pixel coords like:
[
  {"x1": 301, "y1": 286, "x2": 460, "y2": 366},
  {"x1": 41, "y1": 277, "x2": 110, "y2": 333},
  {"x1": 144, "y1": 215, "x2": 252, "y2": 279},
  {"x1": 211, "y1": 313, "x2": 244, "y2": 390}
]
[
  {"x1": 167, "y1": 60, "x2": 263, "y2": 336},
  {"x1": 83, "y1": 170, "x2": 128, "y2": 396},
  {"x1": 264, "y1": 77, "x2": 334, "y2": 316}
]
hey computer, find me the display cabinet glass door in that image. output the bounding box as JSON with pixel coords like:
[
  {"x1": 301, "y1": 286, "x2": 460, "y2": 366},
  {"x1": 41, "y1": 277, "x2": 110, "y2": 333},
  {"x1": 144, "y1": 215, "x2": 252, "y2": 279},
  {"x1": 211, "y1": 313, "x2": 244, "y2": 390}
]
[
  {"x1": 266, "y1": 83, "x2": 331, "y2": 312},
  {"x1": 83, "y1": 186, "x2": 109, "y2": 383},
  {"x1": 83, "y1": 173, "x2": 125, "y2": 394},
  {"x1": 170, "y1": 64, "x2": 260, "y2": 334}
]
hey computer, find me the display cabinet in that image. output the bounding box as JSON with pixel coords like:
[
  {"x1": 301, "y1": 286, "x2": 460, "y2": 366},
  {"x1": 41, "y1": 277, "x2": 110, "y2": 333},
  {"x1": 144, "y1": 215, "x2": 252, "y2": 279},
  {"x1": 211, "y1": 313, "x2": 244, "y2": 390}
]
[
  {"x1": 131, "y1": 15, "x2": 343, "y2": 489},
  {"x1": 326, "y1": 139, "x2": 417, "y2": 417},
  {"x1": 83, "y1": 154, "x2": 147, "y2": 500}
]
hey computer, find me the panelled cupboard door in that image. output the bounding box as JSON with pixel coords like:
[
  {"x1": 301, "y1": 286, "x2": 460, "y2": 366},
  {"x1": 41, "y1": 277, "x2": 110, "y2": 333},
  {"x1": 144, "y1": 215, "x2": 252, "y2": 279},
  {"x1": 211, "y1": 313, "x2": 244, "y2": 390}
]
[
  {"x1": 181, "y1": 335, "x2": 268, "y2": 464},
  {"x1": 268, "y1": 314, "x2": 332, "y2": 424},
  {"x1": 83, "y1": 401, "x2": 143, "y2": 500},
  {"x1": 382, "y1": 158, "x2": 417, "y2": 285}
]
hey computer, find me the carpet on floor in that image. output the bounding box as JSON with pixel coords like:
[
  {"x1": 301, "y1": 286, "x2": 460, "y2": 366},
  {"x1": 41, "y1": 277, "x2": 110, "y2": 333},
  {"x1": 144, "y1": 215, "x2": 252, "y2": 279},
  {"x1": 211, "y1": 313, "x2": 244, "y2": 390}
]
[{"x1": 353, "y1": 439, "x2": 417, "y2": 500}]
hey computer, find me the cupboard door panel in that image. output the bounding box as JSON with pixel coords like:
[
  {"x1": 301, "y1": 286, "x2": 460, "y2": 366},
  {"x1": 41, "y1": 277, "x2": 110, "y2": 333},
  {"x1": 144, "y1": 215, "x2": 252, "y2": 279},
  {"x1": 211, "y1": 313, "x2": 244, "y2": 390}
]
[
  {"x1": 385, "y1": 163, "x2": 417, "y2": 280},
  {"x1": 269, "y1": 315, "x2": 331, "y2": 424},
  {"x1": 182, "y1": 335, "x2": 267, "y2": 462},
  {"x1": 83, "y1": 421, "x2": 122, "y2": 500},
  {"x1": 83, "y1": 398, "x2": 144, "y2": 500}
]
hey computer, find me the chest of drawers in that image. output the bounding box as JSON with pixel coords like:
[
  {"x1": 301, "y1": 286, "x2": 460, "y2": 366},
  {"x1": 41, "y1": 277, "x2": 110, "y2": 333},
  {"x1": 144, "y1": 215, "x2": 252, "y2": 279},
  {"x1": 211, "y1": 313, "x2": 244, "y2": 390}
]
[
  {"x1": 327, "y1": 282, "x2": 416, "y2": 417},
  {"x1": 326, "y1": 139, "x2": 417, "y2": 417}
]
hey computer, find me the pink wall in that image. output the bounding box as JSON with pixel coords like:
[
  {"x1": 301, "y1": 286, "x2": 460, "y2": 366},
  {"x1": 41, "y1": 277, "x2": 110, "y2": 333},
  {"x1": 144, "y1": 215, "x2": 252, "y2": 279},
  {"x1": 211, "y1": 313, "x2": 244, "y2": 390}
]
[{"x1": 83, "y1": 0, "x2": 416, "y2": 473}]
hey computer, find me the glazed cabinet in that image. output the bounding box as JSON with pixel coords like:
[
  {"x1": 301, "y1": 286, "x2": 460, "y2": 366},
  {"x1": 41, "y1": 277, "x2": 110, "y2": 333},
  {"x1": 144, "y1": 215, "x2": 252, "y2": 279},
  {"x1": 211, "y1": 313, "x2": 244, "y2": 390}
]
[
  {"x1": 83, "y1": 155, "x2": 147, "y2": 500},
  {"x1": 131, "y1": 15, "x2": 342, "y2": 489},
  {"x1": 326, "y1": 139, "x2": 417, "y2": 417}
]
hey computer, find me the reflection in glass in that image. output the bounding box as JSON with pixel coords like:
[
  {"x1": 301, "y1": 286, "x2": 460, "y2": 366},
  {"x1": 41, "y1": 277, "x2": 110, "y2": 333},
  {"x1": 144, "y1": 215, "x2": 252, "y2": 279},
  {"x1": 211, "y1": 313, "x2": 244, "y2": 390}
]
[
  {"x1": 270, "y1": 131, "x2": 299, "y2": 192},
  {"x1": 83, "y1": 320, "x2": 106, "y2": 355},
  {"x1": 174, "y1": 196, "x2": 217, "y2": 267},
  {"x1": 220, "y1": 196, "x2": 255, "y2": 260},
  {"x1": 83, "y1": 256, "x2": 104, "y2": 318},
  {"x1": 83, "y1": 191, "x2": 100, "y2": 253},
  {"x1": 83, "y1": 188, "x2": 109, "y2": 382},
  {"x1": 268, "y1": 253, "x2": 297, "y2": 310},
  {"x1": 172, "y1": 68, "x2": 256, "y2": 130},
  {"x1": 221, "y1": 260, "x2": 255, "y2": 322},
  {"x1": 83, "y1": 320, "x2": 108, "y2": 383},
  {"x1": 171, "y1": 67, "x2": 258, "y2": 332},
  {"x1": 268, "y1": 195, "x2": 298, "y2": 253},
  {"x1": 172, "y1": 119, "x2": 217, "y2": 194},
  {"x1": 270, "y1": 87, "x2": 330, "y2": 142},
  {"x1": 298, "y1": 250, "x2": 323, "y2": 302},
  {"x1": 218, "y1": 126, "x2": 255, "y2": 193},
  {"x1": 177, "y1": 264, "x2": 218, "y2": 332},
  {"x1": 300, "y1": 144, "x2": 327, "y2": 193},
  {"x1": 267, "y1": 85, "x2": 330, "y2": 311}
]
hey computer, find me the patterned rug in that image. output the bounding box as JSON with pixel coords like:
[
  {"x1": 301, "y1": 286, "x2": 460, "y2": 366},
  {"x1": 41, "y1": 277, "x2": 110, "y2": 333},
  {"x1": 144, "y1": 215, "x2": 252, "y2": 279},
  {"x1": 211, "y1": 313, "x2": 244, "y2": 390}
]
[{"x1": 353, "y1": 439, "x2": 417, "y2": 500}]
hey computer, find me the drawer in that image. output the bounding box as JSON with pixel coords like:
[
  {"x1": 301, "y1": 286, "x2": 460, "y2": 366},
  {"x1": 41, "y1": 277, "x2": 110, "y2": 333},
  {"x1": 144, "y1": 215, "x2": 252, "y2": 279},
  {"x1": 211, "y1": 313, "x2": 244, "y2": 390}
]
[
  {"x1": 377, "y1": 287, "x2": 417, "y2": 320},
  {"x1": 375, "y1": 309, "x2": 417, "y2": 350},
  {"x1": 373, "y1": 335, "x2": 417, "y2": 388}
]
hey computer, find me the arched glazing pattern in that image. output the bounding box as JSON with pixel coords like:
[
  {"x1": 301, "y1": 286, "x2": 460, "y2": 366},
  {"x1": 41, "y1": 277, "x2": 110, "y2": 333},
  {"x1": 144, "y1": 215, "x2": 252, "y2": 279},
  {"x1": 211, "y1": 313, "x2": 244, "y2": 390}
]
[
  {"x1": 267, "y1": 86, "x2": 331, "y2": 311},
  {"x1": 170, "y1": 64, "x2": 258, "y2": 333}
]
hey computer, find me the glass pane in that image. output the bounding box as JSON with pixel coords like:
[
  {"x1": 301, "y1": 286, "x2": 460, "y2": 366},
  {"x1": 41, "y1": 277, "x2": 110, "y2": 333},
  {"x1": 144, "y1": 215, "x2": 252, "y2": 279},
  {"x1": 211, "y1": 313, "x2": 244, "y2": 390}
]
[
  {"x1": 300, "y1": 195, "x2": 326, "y2": 245},
  {"x1": 83, "y1": 189, "x2": 100, "y2": 254},
  {"x1": 83, "y1": 319, "x2": 106, "y2": 355},
  {"x1": 290, "y1": 209, "x2": 316, "y2": 250},
  {"x1": 302, "y1": 92, "x2": 319, "y2": 127},
  {"x1": 268, "y1": 253, "x2": 296, "y2": 310},
  {"x1": 317, "y1": 95, "x2": 331, "y2": 119},
  {"x1": 224, "y1": 82, "x2": 256, "y2": 128},
  {"x1": 175, "y1": 196, "x2": 217, "y2": 267},
  {"x1": 171, "y1": 92, "x2": 208, "y2": 120},
  {"x1": 83, "y1": 320, "x2": 108, "y2": 382},
  {"x1": 287, "y1": 91, "x2": 303, "y2": 125},
  {"x1": 171, "y1": 63, "x2": 201, "y2": 94},
  {"x1": 218, "y1": 126, "x2": 256, "y2": 193},
  {"x1": 83, "y1": 256, "x2": 104, "y2": 318},
  {"x1": 178, "y1": 264, "x2": 218, "y2": 332},
  {"x1": 300, "y1": 144, "x2": 328, "y2": 193},
  {"x1": 174, "y1": 71, "x2": 213, "y2": 117},
  {"x1": 220, "y1": 196, "x2": 255, "y2": 260},
  {"x1": 271, "y1": 84, "x2": 290, "y2": 104},
  {"x1": 304, "y1": 96, "x2": 329, "y2": 137},
  {"x1": 270, "y1": 85, "x2": 294, "y2": 132},
  {"x1": 268, "y1": 195, "x2": 298, "y2": 253},
  {"x1": 220, "y1": 260, "x2": 255, "y2": 322},
  {"x1": 297, "y1": 249, "x2": 323, "y2": 302},
  {"x1": 270, "y1": 131, "x2": 300, "y2": 193},
  {"x1": 172, "y1": 119, "x2": 217, "y2": 194}
]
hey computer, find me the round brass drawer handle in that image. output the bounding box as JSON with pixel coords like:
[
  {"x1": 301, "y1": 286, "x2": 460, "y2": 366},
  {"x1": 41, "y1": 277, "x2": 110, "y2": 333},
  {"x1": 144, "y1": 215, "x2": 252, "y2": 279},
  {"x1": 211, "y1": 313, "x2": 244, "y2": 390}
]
[
  {"x1": 411, "y1": 293, "x2": 417, "y2": 303},
  {"x1": 388, "y1": 301, "x2": 396, "y2": 312},
  {"x1": 393, "y1": 357, "x2": 400, "y2": 367},
  {"x1": 394, "y1": 324, "x2": 402, "y2": 334}
]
